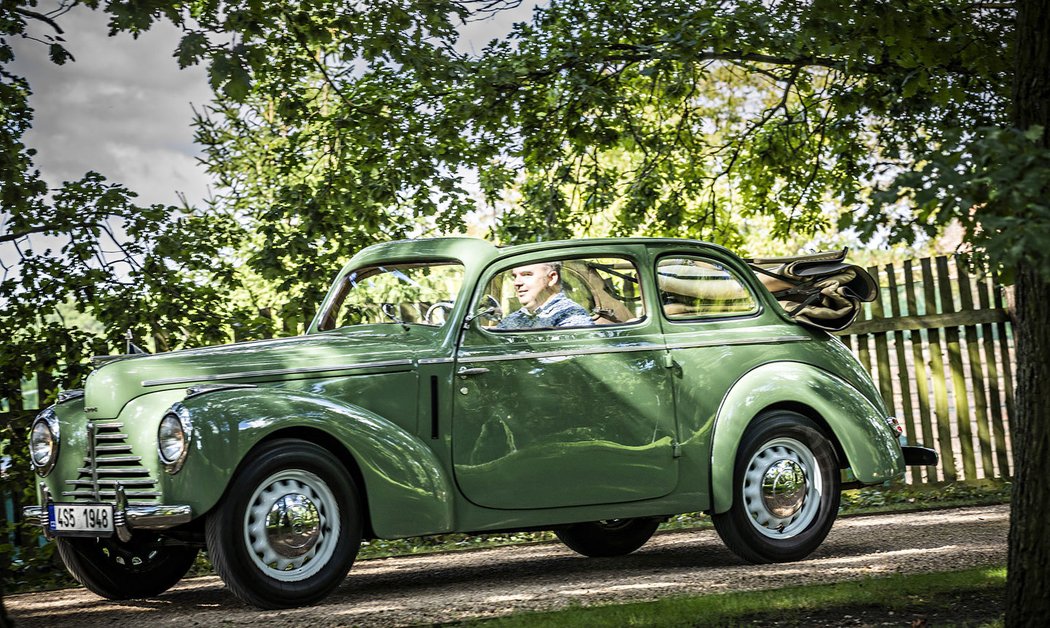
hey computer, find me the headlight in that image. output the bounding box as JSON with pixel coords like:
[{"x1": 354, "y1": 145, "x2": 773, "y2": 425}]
[
  {"x1": 29, "y1": 410, "x2": 59, "y2": 477},
  {"x1": 158, "y1": 404, "x2": 192, "y2": 474}
]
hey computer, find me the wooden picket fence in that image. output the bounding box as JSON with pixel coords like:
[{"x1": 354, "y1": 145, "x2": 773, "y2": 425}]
[{"x1": 837, "y1": 255, "x2": 1015, "y2": 484}]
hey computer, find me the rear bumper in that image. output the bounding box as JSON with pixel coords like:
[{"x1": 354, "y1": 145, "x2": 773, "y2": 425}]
[{"x1": 902, "y1": 446, "x2": 939, "y2": 466}]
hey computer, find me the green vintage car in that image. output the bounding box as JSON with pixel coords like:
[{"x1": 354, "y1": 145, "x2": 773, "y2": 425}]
[{"x1": 24, "y1": 237, "x2": 935, "y2": 608}]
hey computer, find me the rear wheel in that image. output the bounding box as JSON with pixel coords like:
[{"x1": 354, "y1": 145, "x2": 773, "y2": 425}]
[
  {"x1": 556, "y1": 518, "x2": 660, "y2": 557},
  {"x1": 713, "y1": 411, "x2": 840, "y2": 563},
  {"x1": 206, "y1": 439, "x2": 361, "y2": 609},
  {"x1": 55, "y1": 534, "x2": 197, "y2": 599}
]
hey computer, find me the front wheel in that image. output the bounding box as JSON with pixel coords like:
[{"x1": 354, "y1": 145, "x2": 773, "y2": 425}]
[
  {"x1": 555, "y1": 518, "x2": 660, "y2": 557},
  {"x1": 55, "y1": 534, "x2": 198, "y2": 599},
  {"x1": 206, "y1": 439, "x2": 362, "y2": 609},
  {"x1": 712, "y1": 411, "x2": 840, "y2": 563}
]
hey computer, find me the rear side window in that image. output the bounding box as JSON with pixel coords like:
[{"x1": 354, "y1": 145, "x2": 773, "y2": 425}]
[{"x1": 656, "y1": 257, "x2": 758, "y2": 319}]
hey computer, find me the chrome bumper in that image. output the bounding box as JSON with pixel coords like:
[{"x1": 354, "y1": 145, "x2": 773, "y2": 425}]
[{"x1": 23, "y1": 484, "x2": 192, "y2": 542}]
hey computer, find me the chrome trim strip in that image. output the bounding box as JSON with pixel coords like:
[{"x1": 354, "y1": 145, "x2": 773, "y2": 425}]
[
  {"x1": 460, "y1": 343, "x2": 663, "y2": 364},
  {"x1": 94, "y1": 444, "x2": 133, "y2": 453},
  {"x1": 60, "y1": 490, "x2": 163, "y2": 498},
  {"x1": 417, "y1": 357, "x2": 455, "y2": 365},
  {"x1": 185, "y1": 383, "x2": 257, "y2": 399},
  {"x1": 87, "y1": 422, "x2": 99, "y2": 500},
  {"x1": 665, "y1": 335, "x2": 811, "y2": 351},
  {"x1": 142, "y1": 359, "x2": 415, "y2": 387},
  {"x1": 66, "y1": 478, "x2": 156, "y2": 487},
  {"x1": 94, "y1": 433, "x2": 129, "y2": 441},
  {"x1": 77, "y1": 467, "x2": 149, "y2": 475},
  {"x1": 22, "y1": 506, "x2": 47, "y2": 528}
]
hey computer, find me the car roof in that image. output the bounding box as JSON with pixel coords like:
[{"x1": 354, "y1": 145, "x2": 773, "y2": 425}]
[{"x1": 348, "y1": 236, "x2": 738, "y2": 268}]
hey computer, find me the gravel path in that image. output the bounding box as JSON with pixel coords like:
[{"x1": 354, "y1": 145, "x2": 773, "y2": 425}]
[{"x1": 5, "y1": 504, "x2": 1008, "y2": 627}]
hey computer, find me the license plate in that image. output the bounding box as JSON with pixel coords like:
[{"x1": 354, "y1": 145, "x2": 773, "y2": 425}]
[{"x1": 48, "y1": 503, "x2": 115, "y2": 537}]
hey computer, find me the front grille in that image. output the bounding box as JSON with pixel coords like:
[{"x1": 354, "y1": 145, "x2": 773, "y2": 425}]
[{"x1": 62, "y1": 421, "x2": 160, "y2": 505}]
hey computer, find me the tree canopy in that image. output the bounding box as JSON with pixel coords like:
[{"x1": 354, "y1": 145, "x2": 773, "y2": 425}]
[
  {"x1": 5, "y1": 1, "x2": 1035, "y2": 361},
  {"x1": 178, "y1": 0, "x2": 1021, "y2": 244}
]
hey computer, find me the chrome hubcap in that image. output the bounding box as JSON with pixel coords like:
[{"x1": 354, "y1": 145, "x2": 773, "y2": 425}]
[
  {"x1": 742, "y1": 437, "x2": 822, "y2": 539},
  {"x1": 244, "y1": 469, "x2": 340, "y2": 582},
  {"x1": 265, "y1": 493, "x2": 322, "y2": 558},
  {"x1": 761, "y1": 459, "x2": 807, "y2": 518}
]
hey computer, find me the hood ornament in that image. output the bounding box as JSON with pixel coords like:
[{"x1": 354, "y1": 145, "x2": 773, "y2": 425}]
[{"x1": 125, "y1": 330, "x2": 150, "y2": 355}]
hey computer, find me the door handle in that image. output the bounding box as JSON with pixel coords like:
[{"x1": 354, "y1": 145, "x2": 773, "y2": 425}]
[{"x1": 457, "y1": 367, "x2": 490, "y2": 378}]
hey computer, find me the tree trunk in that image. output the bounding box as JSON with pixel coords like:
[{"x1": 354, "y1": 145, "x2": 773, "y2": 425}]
[
  {"x1": 1007, "y1": 267, "x2": 1050, "y2": 625},
  {"x1": 1006, "y1": 0, "x2": 1050, "y2": 625}
]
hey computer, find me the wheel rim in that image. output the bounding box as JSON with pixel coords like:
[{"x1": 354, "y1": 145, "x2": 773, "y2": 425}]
[
  {"x1": 95, "y1": 537, "x2": 165, "y2": 571},
  {"x1": 741, "y1": 437, "x2": 822, "y2": 539},
  {"x1": 244, "y1": 469, "x2": 340, "y2": 582}
]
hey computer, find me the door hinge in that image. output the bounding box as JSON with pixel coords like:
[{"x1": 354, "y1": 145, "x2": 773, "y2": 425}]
[
  {"x1": 671, "y1": 440, "x2": 681, "y2": 458},
  {"x1": 662, "y1": 352, "x2": 675, "y2": 369}
]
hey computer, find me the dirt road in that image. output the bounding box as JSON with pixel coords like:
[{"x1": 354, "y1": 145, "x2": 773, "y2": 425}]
[{"x1": 5, "y1": 504, "x2": 1008, "y2": 627}]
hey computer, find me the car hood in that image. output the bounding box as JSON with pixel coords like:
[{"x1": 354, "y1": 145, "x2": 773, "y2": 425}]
[{"x1": 83, "y1": 325, "x2": 444, "y2": 419}]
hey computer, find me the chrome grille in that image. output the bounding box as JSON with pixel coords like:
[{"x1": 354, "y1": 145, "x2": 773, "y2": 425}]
[{"x1": 62, "y1": 421, "x2": 160, "y2": 504}]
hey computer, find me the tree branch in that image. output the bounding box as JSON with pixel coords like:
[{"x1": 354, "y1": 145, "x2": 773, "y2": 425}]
[
  {"x1": 13, "y1": 7, "x2": 65, "y2": 34},
  {"x1": 0, "y1": 222, "x2": 81, "y2": 244}
]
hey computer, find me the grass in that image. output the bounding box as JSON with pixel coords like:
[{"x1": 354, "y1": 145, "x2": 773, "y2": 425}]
[
  {"x1": 838, "y1": 478, "x2": 1012, "y2": 516},
  {"x1": 455, "y1": 566, "x2": 1007, "y2": 627}
]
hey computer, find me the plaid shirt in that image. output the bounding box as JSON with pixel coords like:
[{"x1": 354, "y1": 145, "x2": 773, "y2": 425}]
[{"x1": 497, "y1": 292, "x2": 593, "y2": 330}]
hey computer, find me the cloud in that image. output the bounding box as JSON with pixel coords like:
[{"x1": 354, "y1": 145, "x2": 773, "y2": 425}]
[
  {"x1": 9, "y1": 4, "x2": 213, "y2": 207},
  {"x1": 8, "y1": 2, "x2": 538, "y2": 211}
]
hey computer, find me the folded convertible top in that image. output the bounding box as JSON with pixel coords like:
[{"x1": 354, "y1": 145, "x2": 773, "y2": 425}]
[{"x1": 745, "y1": 248, "x2": 878, "y2": 331}]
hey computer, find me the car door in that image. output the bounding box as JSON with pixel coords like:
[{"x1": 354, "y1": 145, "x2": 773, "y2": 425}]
[
  {"x1": 651, "y1": 244, "x2": 806, "y2": 506},
  {"x1": 451, "y1": 248, "x2": 680, "y2": 510}
]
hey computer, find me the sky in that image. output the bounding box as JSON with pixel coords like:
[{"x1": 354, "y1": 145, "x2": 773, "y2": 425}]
[
  {"x1": 10, "y1": 5, "x2": 214, "y2": 208},
  {"x1": 9, "y1": 2, "x2": 534, "y2": 209}
]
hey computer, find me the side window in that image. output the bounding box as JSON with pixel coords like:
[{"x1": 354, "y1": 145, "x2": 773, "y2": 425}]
[
  {"x1": 480, "y1": 257, "x2": 646, "y2": 331},
  {"x1": 657, "y1": 257, "x2": 758, "y2": 319}
]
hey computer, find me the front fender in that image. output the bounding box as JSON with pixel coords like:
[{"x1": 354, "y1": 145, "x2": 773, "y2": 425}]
[
  {"x1": 171, "y1": 388, "x2": 454, "y2": 538},
  {"x1": 710, "y1": 362, "x2": 904, "y2": 514}
]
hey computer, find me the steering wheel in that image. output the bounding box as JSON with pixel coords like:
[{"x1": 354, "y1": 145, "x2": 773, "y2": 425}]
[{"x1": 425, "y1": 301, "x2": 455, "y2": 325}]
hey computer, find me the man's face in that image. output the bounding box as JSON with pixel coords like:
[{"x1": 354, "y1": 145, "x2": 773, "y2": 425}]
[{"x1": 510, "y1": 263, "x2": 558, "y2": 311}]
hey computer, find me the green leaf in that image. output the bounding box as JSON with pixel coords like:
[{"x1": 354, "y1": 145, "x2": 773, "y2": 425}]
[
  {"x1": 174, "y1": 32, "x2": 209, "y2": 69},
  {"x1": 48, "y1": 43, "x2": 73, "y2": 65}
]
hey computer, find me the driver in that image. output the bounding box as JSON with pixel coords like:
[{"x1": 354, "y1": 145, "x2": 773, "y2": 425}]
[{"x1": 497, "y1": 261, "x2": 593, "y2": 330}]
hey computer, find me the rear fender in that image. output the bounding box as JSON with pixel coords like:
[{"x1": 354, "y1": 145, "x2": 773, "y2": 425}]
[
  {"x1": 170, "y1": 388, "x2": 453, "y2": 538},
  {"x1": 710, "y1": 362, "x2": 903, "y2": 514}
]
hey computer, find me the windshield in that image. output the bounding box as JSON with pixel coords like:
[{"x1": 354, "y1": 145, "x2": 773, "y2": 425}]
[{"x1": 320, "y1": 261, "x2": 465, "y2": 330}]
